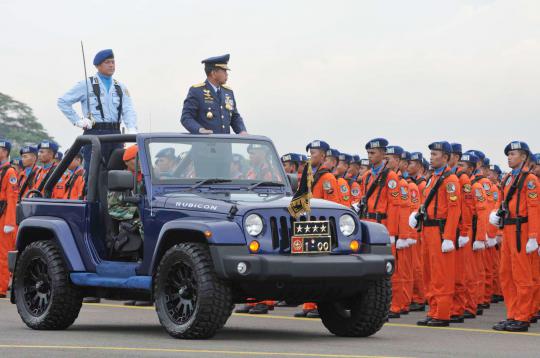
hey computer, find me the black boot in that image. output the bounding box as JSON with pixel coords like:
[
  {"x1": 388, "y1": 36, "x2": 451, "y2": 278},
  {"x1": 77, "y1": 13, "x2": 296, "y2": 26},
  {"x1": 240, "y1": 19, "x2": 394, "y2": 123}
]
[
  {"x1": 248, "y1": 303, "x2": 269, "y2": 314},
  {"x1": 417, "y1": 317, "x2": 432, "y2": 326},
  {"x1": 306, "y1": 309, "x2": 320, "y2": 319},
  {"x1": 409, "y1": 302, "x2": 426, "y2": 312},
  {"x1": 463, "y1": 311, "x2": 476, "y2": 319},
  {"x1": 294, "y1": 310, "x2": 309, "y2": 317},
  {"x1": 388, "y1": 311, "x2": 401, "y2": 319},
  {"x1": 505, "y1": 320, "x2": 529, "y2": 332},
  {"x1": 492, "y1": 319, "x2": 513, "y2": 331},
  {"x1": 235, "y1": 304, "x2": 253, "y2": 314},
  {"x1": 427, "y1": 319, "x2": 450, "y2": 327},
  {"x1": 476, "y1": 308, "x2": 484, "y2": 316},
  {"x1": 450, "y1": 315, "x2": 464, "y2": 323}
]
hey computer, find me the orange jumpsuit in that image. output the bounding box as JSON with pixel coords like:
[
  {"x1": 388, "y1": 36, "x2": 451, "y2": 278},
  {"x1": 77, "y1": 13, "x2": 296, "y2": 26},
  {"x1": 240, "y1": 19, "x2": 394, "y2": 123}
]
[
  {"x1": 530, "y1": 175, "x2": 540, "y2": 317},
  {"x1": 63, "y1": 167, "x2": 85, "y2": 200},
  {"x1": 348, "y1": 178, "x2": 361, "y2": 206},
  {"x1": 32, "y1": 163, "x2": 58, "y2": 192},
  {"x1": 409, "y1": 177, "x2": 425, "y2": 306},
  {"x1": 477, "y1": 176, "x2": 496, "y2": 305},
  {"x1": 498, "y1": 170, "x2": 538, "y2": 322},
  {"x1": 17, "y1": 165, "x2": 38, "y2": 201},
  {"x1": 421, "y1": 167, "x2": 461, "y2": 321},
  {"x1": 0, "y1": 162, "x2": 18, "y2": 295},
  {"x1": 451, "y1": 171, "x2": 474, "y2": 318},
  {"x1": 336, "y1": 176, "x2": 351, "y2": 207}
]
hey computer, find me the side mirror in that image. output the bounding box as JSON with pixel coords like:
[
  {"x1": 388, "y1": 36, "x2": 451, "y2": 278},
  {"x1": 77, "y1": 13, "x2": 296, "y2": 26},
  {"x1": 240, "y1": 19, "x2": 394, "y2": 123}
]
[
  {"x1": 287, "y1": 173, "x2": 298, "y2": 192},
  {"x1": 108, "y1": 170, "x2": 134, "y2": 191}
]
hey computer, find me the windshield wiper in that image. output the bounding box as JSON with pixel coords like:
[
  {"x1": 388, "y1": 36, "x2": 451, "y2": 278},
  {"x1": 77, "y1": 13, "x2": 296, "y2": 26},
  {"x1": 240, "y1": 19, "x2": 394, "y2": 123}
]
[
  {"x1": 188, "y1": 178, "x2": 232, "y2": 191},
  {"x1": 246, "y1": 181, "x2": 286, "y2": 191}
]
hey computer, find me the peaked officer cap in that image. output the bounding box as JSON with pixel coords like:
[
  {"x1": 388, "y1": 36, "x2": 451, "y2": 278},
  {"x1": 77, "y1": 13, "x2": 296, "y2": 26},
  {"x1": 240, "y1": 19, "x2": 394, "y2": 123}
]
[
  {"x1": 460, "y1": 153, "x2": 479, "y2": 164},
  {"x1": 37, "y1": 140, "x2": 59, "y2": 154},
  {"x1": 504, "y1": 141, "x2": 530, "y2": 156},
  {"x1": 202, "y1": 54, "x2": 230, "y2": 70},
  {"x1": 410, "y1": 152, "x2": 423, "y2": 162},
  {"x1": 20, "y1": 145, "x2": 37, "y2": 155},
  {"x1": 306, "y1": 140, "x2": 330, "y2": 152},
  {"x1": 365, "y1": 138, "x2": 388, "y2": 150},
  {"x1": 386, "y1": 145, "x2": 404, "y2": 156},
  {"x1": 0, "y1": 139, "x2": 12, "y2": 153},
  {"x1": 156, "y1": 147, "x2": 176, "y2": 159},
  {"x1": 428, "y1": 141, "x2": 452, "y2": 153},
  {"x1": 93, "y1": 49, "x2": 114, "y2": 66},
  {"x1": 450, "y1": 143, "x2": 462, "y2": 155}
]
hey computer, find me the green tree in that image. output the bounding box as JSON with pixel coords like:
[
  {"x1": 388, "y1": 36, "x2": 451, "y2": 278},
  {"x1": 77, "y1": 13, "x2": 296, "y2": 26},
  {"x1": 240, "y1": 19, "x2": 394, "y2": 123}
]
[{"x1": 0, "y1": 92, "x2": 52, "y2": 157}]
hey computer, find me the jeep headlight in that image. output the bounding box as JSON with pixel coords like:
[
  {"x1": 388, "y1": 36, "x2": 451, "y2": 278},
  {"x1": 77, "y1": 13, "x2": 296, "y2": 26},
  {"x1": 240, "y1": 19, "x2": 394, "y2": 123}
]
[
  {"x1": 245, "y1": 214, "x2": 264, "y2": 236},
  {"x1": 339, "y1": 214, "x2": 356, "y2": 236}
]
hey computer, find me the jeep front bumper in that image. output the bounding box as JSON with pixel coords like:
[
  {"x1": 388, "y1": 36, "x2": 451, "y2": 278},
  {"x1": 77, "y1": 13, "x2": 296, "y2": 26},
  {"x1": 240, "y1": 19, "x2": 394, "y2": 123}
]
[{"x1": 209, "y1": 245, "x2": 394, "y2": 281}]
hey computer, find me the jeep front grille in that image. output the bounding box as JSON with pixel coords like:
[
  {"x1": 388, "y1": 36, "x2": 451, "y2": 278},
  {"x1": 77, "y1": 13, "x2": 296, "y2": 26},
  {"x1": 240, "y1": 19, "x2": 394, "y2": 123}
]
[{"x1": 268, "y1": 215, "x2": 337, "y2": 252}]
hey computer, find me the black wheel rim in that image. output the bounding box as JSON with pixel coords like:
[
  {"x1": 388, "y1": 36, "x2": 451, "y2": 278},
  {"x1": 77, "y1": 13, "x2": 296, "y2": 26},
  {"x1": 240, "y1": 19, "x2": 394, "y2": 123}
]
[
  {"x1": 22, "y1": 257, "x2": 52, "y2": 316},
  {"x1": 164, "y1": 261, "x2": 198, "y2": 325}
]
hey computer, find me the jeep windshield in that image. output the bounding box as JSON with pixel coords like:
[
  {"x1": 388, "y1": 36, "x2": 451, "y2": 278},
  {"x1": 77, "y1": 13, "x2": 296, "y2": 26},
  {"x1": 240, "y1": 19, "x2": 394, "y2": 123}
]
[{"x1": 146, "y1": 137, "x2": 287, "y2": 189}]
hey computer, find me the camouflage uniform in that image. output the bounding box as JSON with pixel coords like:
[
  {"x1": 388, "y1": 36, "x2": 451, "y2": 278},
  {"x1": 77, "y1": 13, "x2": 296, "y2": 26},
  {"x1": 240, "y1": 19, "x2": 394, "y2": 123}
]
[{"x1": 107, "y1": 190, "x2": 143, "y2": 238}]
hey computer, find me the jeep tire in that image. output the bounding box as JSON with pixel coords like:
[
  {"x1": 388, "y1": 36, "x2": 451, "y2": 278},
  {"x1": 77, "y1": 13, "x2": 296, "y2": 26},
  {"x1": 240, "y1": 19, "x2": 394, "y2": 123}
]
[
  {"x1": 318, "y1": 277, "x2": 391, "y2": 337},
  {"x1": 154, "y1": 243, "x2": 233, "y2": 339},
  {"x1": 14, "y1": 241, "x2": 83, "y2": 330}
]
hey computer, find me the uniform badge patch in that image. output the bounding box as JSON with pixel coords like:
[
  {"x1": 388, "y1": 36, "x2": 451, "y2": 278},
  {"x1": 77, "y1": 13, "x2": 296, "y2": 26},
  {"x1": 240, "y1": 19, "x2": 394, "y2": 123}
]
[
  {"x1": 400, "y1": 186, "x2": 408, "y2": 195},
  {"x1": 351, "y1": 188, "x2": 360, "y2": 196},
  {"x1": 9, "y1": 176, "x2": 17, "y2": 185},
  {"x1": 340, "y1": 184, "x2": 348, "y2": 194},
  {"x1": 323, "y1": 181, "x2": 331, "y2": 191},
  {"x1": 475, "y1": 188, "x2": 485, "y2": 202},
  {"x1": 388, "y1": 180, "x2": 397, "y2": 189},
  {"x1": 391, "y1": 192, "x2": 399, "y2": 197},
  {"x1": 446, "y1": 183, "x2": 456, "y2": 193},
  {"x1": 527, "y1": 180, "x2": 536, "y2": 190},
  {"x1": 493, "y1": 191, "x2": 498, "y2": 201},
  {"x1": 463, "y1": 184, "x2": 472, "y2": 193},
  {"x1": 529, "y1": 192, "x2": 538, "y2": 199},
  {"x1": 449, "y1": 195, "x2": 458, "y2": 202},
  {"x1": 482, "y1": 182, "x2": 491, "y2": 191}
]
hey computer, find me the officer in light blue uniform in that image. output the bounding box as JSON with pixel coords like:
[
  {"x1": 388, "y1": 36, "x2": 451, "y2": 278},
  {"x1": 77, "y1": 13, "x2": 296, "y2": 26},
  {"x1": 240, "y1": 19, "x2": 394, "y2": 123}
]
[
  {"x1": 180, "y1": 54, "x2": 247, "y2": 135},
  {"x1": 57, "y1": 49, "x2": 138, "y2": 173}
]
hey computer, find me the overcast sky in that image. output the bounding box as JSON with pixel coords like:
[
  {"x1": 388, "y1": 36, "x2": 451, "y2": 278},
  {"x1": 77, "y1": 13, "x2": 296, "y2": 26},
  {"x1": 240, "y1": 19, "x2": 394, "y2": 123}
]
[{"x1": 1, "y1": 0, "x2": 539, "y2": 169}]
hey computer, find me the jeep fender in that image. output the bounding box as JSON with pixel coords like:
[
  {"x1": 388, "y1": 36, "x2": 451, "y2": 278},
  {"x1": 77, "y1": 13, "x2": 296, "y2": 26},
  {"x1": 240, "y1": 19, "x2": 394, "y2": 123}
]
[
  {"x1": 16, "y1": 216, "x2": 85, "y2": 271},
  {"x1": 360, "y1": 220, "x2": 391, "y2": 245},
  {"x1": 150, "y1": 218, "x2": 246, "y2": 273}
]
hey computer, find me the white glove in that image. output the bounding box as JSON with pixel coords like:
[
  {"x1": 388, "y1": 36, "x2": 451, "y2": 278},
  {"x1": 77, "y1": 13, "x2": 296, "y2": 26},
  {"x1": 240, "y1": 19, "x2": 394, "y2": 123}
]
[
  {"x1": 389, "y1": 236, "x2": 396, "y2": 245},
  {"x1": 75, "y1": 118, "x2": 93, "y2": 129},
  {"x1": 352, "y1": 202, "x2": 360, "y2": 213},
  {"x1": 526, "y1": 238, "x2": 539, "y2": 254},
  {"x1": 396, "y1": 239, "x2": 409, "y2": 250},
  {"x1": 441, "y1": 239, "x2": 455, "y2": 253},
  {"x1": 486, "y1": 237, "x2": 497, "y2": 248},
  {"x1": 406, "y1": 238, "x2": 417, "y2": 246},
  {"x1": 458, "y1": 236, "x2": 470, "y2": 248},
  {"x1": 473, "y1": 240, "x2": 486, "y2": 251},
  {"x1": 199, "y1": 128, "x2": 213, "y2": 134},
  {"x1": 496, "y1": 235, "x2": 503, "y2": 244},
  {"x1": 3, "y1": 225, "x2": 14, "y2": 234},
  {"x1": 489, "y1": 211, "x2": 502, "y2": 226},
  {"x1": 126, "y1": 127, "x2": 137, "y2": 134},
  {"x1": 409, "y1": 212, "x2": 418, "y2": 229}
]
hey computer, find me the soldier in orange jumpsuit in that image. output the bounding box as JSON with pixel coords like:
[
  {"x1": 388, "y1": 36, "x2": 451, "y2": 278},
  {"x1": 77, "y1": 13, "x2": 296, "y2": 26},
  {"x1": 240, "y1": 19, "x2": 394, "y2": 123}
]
[
  {"x1": 487, "y1": 164, "x2": 504, "y2": 304},
  {"x1": 323, "y1": 149, "x2": 351, "y2": 207},
  {"x1": 410, "y1": 141, "x2": 461, "y2": 327},
  {"x1": 528, "y1": 154, "x2": 540, "y2": 320},
  {"x1": 294, "y1": 140, "x2": 340, "y2": 318},
  {"x1": 346, "y1": 155, "x2": 362, "y2": 205},
  {"x1": 407, "y1": 151, "x2": 428, "y2": 311},
  {"x1": 385, "y1": 146, "x2": 414, "y2": 317},
  {"x1": 32, "y1": 140, "x2": 60, "y2": 193},
  {"x1": 490, "y1": 141, "x2": 539, "y2": 332},
  {"x1": 281, "y1": 153, "x2": 301, "y2": 175},
  {"x1": 0, "y1": 139, "x2": 19, "y2": 297},
  {"x1": 17, "y1": 145, "x2": 39, "y2": 201},
  {"x1": 53, "y1": 151, "x2": 85, "y2": 200},
  {"x1": 335, "y1": 152, "x2": 354, "y2": 207}
]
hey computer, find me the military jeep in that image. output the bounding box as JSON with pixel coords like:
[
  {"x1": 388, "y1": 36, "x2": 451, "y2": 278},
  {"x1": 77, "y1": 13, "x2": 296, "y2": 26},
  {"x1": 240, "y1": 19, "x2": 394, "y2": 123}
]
[{"x1": 8, "y1": 133, "x2": 394, "y2": 339}]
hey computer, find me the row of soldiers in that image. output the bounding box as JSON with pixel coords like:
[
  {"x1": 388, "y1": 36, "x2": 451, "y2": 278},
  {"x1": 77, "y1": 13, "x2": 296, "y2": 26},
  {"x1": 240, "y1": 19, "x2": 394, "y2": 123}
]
[
  {"x1": 276, "y1": 138, "x2": 540, "y2": 332},
  {"x1": 0, "y1": 139, "x2": 85, "y2": 297}
]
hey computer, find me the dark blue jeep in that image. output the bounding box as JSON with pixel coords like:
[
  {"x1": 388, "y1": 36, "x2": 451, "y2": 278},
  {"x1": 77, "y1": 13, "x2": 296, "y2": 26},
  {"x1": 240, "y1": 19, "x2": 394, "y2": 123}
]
[{"x1": 8, "y1": 133, "x2": 393, "y2": 339}]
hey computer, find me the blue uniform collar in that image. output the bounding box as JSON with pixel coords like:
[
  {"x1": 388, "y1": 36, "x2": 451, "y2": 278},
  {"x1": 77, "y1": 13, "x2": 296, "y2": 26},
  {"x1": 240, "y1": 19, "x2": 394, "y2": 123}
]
[
  {"x1": 511, "y1": 168, "x2": 521, "y2": 176},
  {"x1": 42, "y1": 162, "x2": 53, "y2": 169},
  {"x1": 433, "y1": 165, "x2": 447, "y2": 176},
  {"x1": 25, "y1": 167, "x2": 32, "y2": 176},
  {"x1": 401, "y1": 171, "x2": 409, "y2": 179},
  {"x1": 0, "y1": 159, "x2": 7, "y2": 166},
  {"x1": 205, "y1": 79, "x2": 220, "y2": 96},
  {"x1": 371, "y1": 162, "x2": 384, "y2": 175}
]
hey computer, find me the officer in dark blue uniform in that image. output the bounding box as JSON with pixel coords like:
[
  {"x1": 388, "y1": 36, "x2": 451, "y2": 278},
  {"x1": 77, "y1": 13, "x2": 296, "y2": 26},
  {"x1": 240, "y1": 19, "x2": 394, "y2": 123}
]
[{"x1": 180, "y1": 54, "x2": 247, "y2": 135}]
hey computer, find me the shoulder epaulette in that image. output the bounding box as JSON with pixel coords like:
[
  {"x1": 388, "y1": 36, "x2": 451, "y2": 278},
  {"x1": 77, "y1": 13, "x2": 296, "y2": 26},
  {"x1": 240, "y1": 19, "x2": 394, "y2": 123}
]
[
  {"x1": 192, "y1": 82, "x2": 205, "y2": 88},
  {"x1": 221, "y1": 84, "x2": 232, "y2": 90}
]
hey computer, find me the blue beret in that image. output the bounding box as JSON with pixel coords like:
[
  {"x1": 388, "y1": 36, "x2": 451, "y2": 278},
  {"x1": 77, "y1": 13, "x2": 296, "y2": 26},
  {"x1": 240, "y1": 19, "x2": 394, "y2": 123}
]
[
  {"x1": 300, "y1": 154, "x2": 308, "y2": 162},
  {"x1": 489, "y1": 164, "x2": 502, "y2": 174},
  {"x1": 465, "y1": 149, "x2": 485, "y2": 161},
  {"x1": 410, "y1": 152, "x2": 423, "y2": 162},
  {"x1": 281, "y1": 153, "x2": 301, "y2": 163},
  {"x1": 422, "y1": 158, "x2": 430, "y2": 171},
  {"x1": 386, "y1": 145, "x2": 403, "y2": 156},
  {"x1": 428, "y1": 141, "x2": 452, "y2": 153},
  {"x1": 365, "y1": 138, "x2": 388, "y2": 150},
  {"x1": 156, "y1": 147, "x2": 176, "y2": 159},
  {"x1": 360, "y1": 159, "x2": 370, "y2": 166},
  {"x1": 460, "y1": 153, "x2": 479, "y2": 164},
  {"x1": 482, "y1": 157, "x2": 490, "y2": 166},
  {"x1": 10, "y1": 158, "x2": 22, "y2": 166},
  {"x1": 338, "y1": 153, "x2": 352, "y2": 163},
  {"x1": 326, "y1": 148, "x2": 340, "y2": 158},
  {"x1": 401, "y1": 151, "x2": 411, "y2": 161},
  {"x1": 20, "y1": 145, "x2": 37, "y2": 155},
  {"x1": 504, "y1": 141, "x2": 530, "y2": 156},
  {"x1": 37, "y1": 140, "x2": 59, "y2": 153},
  {"x1": 306, "y1": 140, "x2": 330, "y2": 152},
  {"x1": 0, "y1": 139, "x2": 12, "y2": 152},
  {"x1": 532, "y1": 153, "x2": 540, "y2": 165},
  {"x1": 350, "y1": 155, "x2": 361, "y2": 164},
  {"x1": 93, "y1": 49, "x2": 114, "y2": 66},
  {"x1": 450, "y1": 143, "x2": 462, "y2": 154},
  {"x1": 202, "y1": 54, "x2": 230, "y2": 70},
  {"x1": 55, "y1": 151, "x2": 63, "y2": 160}
]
